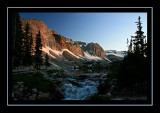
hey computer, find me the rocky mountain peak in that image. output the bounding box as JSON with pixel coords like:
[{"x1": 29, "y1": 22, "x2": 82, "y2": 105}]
[
  {"x1": 20, "y1": 18, "x2": 107, "y2": 59},
  {"x1": 21, "y1": 19, "x2": 54, "y2": 47},
  {"x1": 21, "y1": 19, "x2": 84, "y2": 57},
  {"x1": 85, "y1": 42, "x2": 105, "y2": 58}
]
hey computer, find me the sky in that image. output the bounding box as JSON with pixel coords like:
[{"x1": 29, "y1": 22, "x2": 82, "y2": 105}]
[{"x1": 19, "y1": 12, "x2": 147, "y2": 51}]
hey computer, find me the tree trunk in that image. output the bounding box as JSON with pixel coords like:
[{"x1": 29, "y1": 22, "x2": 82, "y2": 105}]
[{"x1": 12, "y1": 12, "x2": 17, "y2": 68}]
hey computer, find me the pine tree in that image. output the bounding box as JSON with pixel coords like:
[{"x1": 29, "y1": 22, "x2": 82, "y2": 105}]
[
  {"x1": 34, "y1": 30, "x2": 43, "y2": 70},
  {"x1": 44, "y1": 54, "x2": 51, "y2": 69},
  {"x1": 12, "y1": 12, "x2": 24, "y2": 67},
  {"x1": 23, "y1": 22, "x2": 30, "y2": 66},
  {"x1": 127, "y1": 38, "x2": 129, "y2": 47},
  {"x1": 117, "y1": 16, "x2": 148, "y2": 96},
  {"x1": 23, "y1": 22, "x2": 34, "y2": 66},
  {"x1": 131, "y1": 16, "x2": 146, "y2": 55},
  {"x1": 128, "y1": 39, "x2": 133, "y2": 53},
  {"x1": 30, "y1": 33, "x2": 33, "y2": 53},
  {"x1": 29, "y1": 32, "x2": 34, "y2": 65}
]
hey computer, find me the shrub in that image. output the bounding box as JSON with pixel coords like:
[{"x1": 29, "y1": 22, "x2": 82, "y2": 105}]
[{"x1": 46, "y1": 69, "x2": 59, "y2": 75}]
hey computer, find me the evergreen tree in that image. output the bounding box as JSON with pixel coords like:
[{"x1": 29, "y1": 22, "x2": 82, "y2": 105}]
[
  {"x1": 30, "y1": 33, "x2": 33, "y2": 54},
  {"x1": 23, "y1": 22, "x2": 34, "y2": 66},
  {"x1": 29, "y1": 32, "x2": 34, "y2": 65},
  {"x1": 128, "y1": 39, "x2": 133, "y2": 53},
  {"x1": 12, "y1": 12, "x2": 24, "y2": 67},
  {"x1": 44, "y1": 54, "x2": 51, "y2": 69},
  {"x1": 126, "y1": 38, "x2": 129, "y2": 48},
  {"x1": 23, "y1": 22, "x2": 31, "y2": 66},
  {"x1": 131, "y1": 16, "x2": 146, "y2": 55},
  {"x1": 116, "y1": 16, "x2": 148, "y2": 96},
  {"x1": 34, "y1": 30, "x2": 43, "y2": 70}
]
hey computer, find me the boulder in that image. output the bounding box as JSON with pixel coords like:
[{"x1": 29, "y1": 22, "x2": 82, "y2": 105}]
[
  {"x1": 29, "y1": 94, "x2": 37, "y2": 100},
  {"x1": 37, "y1": 92, "x2": 50, "y2": 100},
  {"x1": 32, "y1": 88, "x2": 37, "y2": 94}
]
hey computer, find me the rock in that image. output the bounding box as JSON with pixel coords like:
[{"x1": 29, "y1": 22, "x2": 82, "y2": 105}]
[
  {"x1": 19, "y1": 87, "x2": 24, "y2": 92},
  {"x1": 105, "y1": 92, "x2": 112, "y2": 97},
  {"x1": 13, "y1": 84, "x2": 19, "y2": 91},
  {"x1": 68, "y1": 80, "x2": 80, "y2": 87},
  {"x1": 62, "y1": 51, "x2": 79, "y2": 60},
  {"x1": 21, "y1": 19, "x2": 53, "y2": 48},
  {"x1": 37, "y1": 92, "x2": 50, "y2": 100},
  {"x1": 78, "y1": 75, "x2": 88, "y2": 80},
  {"x1": 29, "y1": 94, "x2": 37, "y2": 100},
  {"x1": 23, "y1": 96, "x2": 28, "y2": 100},
  {"x1": 32, "y1": 88, "x2": 37, "y2": 94},
  {"x1": 85, "y1": 96, "x2": 91, "y2": 100},
  {"x1": 16, "y1": 81, "x2": 24, "y2": 85},
  {"x1": 14, "y1": 92, "x2": 20, "y2": 99}
]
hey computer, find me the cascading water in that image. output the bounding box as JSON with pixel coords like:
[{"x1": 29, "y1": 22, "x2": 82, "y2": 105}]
[{"x1": 61, "y1": 76, "x2": 100, "y2": 100}]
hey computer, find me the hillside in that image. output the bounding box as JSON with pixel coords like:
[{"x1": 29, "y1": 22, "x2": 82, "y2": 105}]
[{"x1": 20, "y1": 18, "x2": 113, "y2": 70}]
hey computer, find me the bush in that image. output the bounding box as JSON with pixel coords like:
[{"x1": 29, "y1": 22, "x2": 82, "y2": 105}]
[
  {"x1": 98, "y1": 79, "x2": 111, "y2": 95},
  {"x1": 118, "y1": 53, "x2": 147, "y2": 87},
  {"x1": 107, "y1": 72, "x2": 118, "y2": 80},
  {"x1": 110, "y1": 61, "x2": 122, "y2": 72},
  {"x1": 98, "y1": 72, "x2": 118, "y2": 95},
  {"x1": 46, "y1": 69, "x2": 59, "y2": 75},
  {"x1": 116, "y1": 52, "x2": 148, "y2": 96}
]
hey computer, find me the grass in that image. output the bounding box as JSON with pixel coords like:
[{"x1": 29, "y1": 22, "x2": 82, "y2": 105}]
[{"x1": 12, "y1": 72, "x2": 56, "y2": 93}]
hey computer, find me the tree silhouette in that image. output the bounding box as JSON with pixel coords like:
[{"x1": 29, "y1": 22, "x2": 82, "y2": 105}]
[
  {"x1": 130, "y1": 16, "x2": 147, "y2": 55},
  {"x1": 23, "y1": 22, "x2": 31, "y2": 66},
  {"x1": 34, "y1": 30, "x2": 43, "y2": 70},
  {"x1": 44, "y1": 54, "x2": 51, "y2": 69},
  {"x1": 12, "y1": 12, "x2": 24, "y2": 67},
  {"x1": 117, "y1": 16, "x2": 148, "y2": 96}
]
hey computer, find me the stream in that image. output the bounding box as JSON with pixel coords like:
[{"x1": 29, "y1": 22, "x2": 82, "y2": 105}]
[{"x1": 55, "y1": 73, "x2": 108, "y2": 100}]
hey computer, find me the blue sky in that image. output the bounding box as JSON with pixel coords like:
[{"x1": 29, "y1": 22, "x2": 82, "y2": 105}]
[{"x1": 19, "y1": 12, "x2": 147, "y2": 51}]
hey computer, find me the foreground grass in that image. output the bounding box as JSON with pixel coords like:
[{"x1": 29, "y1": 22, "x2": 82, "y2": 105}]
[{"x1": 12, "y1": 72, "x2": 56, "y2": 93}]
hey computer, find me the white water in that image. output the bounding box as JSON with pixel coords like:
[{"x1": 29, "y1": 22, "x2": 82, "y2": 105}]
[{"x1": 61, "y1": 77, "x2": 100, "y2": 100}]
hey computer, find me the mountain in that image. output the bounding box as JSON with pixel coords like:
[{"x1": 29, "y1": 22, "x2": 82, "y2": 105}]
[
  {"x1": 20, "y1": 19, "x2": 111, "y2": 69},
  {"x1": 105, "y1": 50, "x2": 127, "y2": 61},
  {"x1": 21, "y1": 19, "x2": 84, "y2": 57},
  {"x1": 76, "y1": 41, "x2": 106, "y2": 59},
  {"x1": 85, "y1": 43, "x2": 106, "y2": 58},
  {"x1": 21, "y1": 19, "x2": 55, "y2": 47}
]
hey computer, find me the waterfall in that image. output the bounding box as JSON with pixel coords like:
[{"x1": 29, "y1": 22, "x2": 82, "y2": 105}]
[{"x1": 61, "y1": 77, "x2": 100, "y2": 100}]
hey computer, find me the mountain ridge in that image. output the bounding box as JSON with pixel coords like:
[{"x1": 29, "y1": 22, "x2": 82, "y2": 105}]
[{"x1": 20, "y1": 19, "x2": 109, "y2": 64}]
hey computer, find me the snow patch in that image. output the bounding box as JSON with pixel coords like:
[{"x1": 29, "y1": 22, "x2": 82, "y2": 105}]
[
  {"x1": 105, "y1": 50, "x2": 126, "y2": 58},
  {"x1": 49, "y1": 62, "x2": 59, "y2": 68},
  {"x1": 42, "y1": 46, "x2": 81, "y2": 59},
  {"x1": 103, "y1": 57, "x2": 112, "y2": 62},
  {"x1": 83, "y1": 51, "x2": 102, "y2": 61},
  {"x1": 42, "y1": 46, "x2": 56, "y2": 58}
]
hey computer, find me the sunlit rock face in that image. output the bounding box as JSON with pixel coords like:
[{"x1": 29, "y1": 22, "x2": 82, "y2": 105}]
[
  {"x1": 21, "y1": 19, "x2": 53, "y2": 48},
  {"x1": 85, "y1": 43, "x2": 106, "y2": 58},
  {"x1": 21, "y1": 19, "x2": 84, "y2": 57}
]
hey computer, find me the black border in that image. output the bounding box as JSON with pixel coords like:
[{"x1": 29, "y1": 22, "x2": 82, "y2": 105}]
[
  {"x1": 1, "y1": 0, "x2": 159, "y2": 111},
  {"x1": 7, "y1": 7, "x2": 152, "y2": 105}
]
